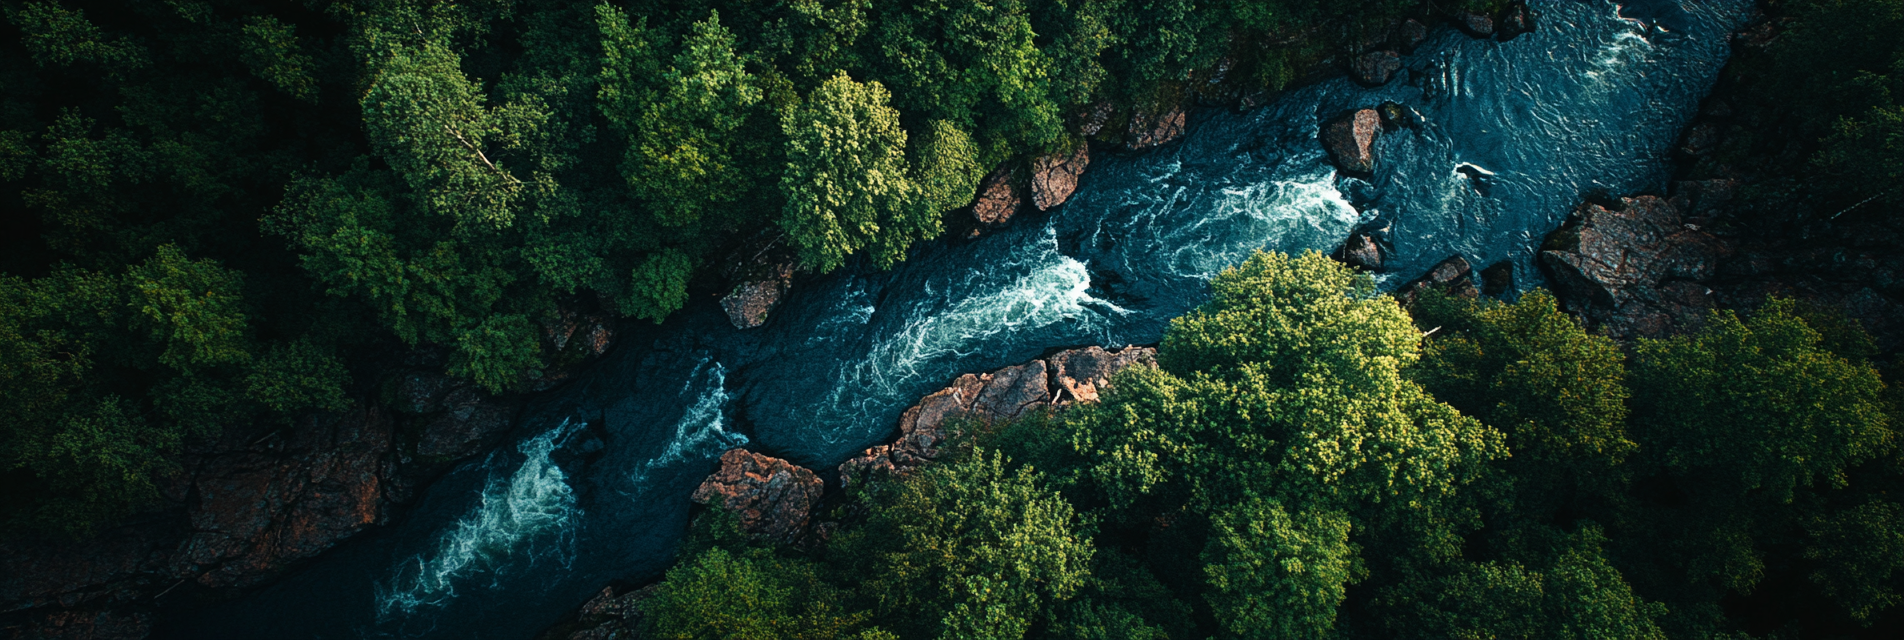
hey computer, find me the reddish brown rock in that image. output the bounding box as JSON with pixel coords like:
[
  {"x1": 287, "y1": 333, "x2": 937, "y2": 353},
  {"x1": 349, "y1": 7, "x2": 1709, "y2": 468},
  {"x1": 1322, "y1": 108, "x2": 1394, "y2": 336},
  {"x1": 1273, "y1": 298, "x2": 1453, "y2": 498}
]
[
  {"x1": 841, "y1": 361, "x2": 1053, "y2": 484},
  {"x1": 1031, "y1": 142, "x2": 1090, "y2": 211},
  {"x1": 9, "y1": 607, "x2": 155, "y2": 640},
  {"x1": 1351, "y1": 51, "x2": 1403, "y2": 86},
  {"x1": 972, "y1": 166, "x2": 1021, "y2": 227},
  {"x1": 720, "y1": 262, "x2": 794, "y2": 330},
  {"x1": 172, "y1": 403, "x2": 396, "y2": 589},
  {"x1": 1323, "y1": 109, "x2": 1382, "y2": 174},
  {"x1": 1669, "y1": 178, "x2": 1739, "y2": 222},
  {"x1": 1457, "y1": 11, "x2": 1495, "y2": 37},
  {"x1": 1048, "y1": 346, "x2": 1158, "y2": 404},
  {"x1": 1396, "y1": 255, "x2": 1480, "y2": 307},
  {"x1": 1396, "y1": 19, "x2": 1429, "y2": 52},
  {"x1": 1539, "y1": 195, "x2": 1729, "y2": 339},
  {"x1": 1335, "y1": 233, "x2": 1384, "y2": 271},
  {"x1": 1128, "y1": 106, "x2": 1186, "y2": 150},
  {"x1": 1499, "y1": 3, "x2": 1536, "y2": 39},
  {"x1": 535, "y1": 584, "x2": 659, "y2": 640},
  {"x1": 533, "y1": 309, "x2": 618, "y2": 388},
  {"x1": 690, "y1": 449, "x2": 824, "y2": 544}
]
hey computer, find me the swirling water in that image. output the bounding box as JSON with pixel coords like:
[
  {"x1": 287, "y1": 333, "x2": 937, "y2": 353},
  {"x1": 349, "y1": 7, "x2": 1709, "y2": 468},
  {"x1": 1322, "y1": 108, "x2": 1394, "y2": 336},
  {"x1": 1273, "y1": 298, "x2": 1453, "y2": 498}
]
[{"x1": 158, "y1": 1, "x2": 1749, "y2": 637}]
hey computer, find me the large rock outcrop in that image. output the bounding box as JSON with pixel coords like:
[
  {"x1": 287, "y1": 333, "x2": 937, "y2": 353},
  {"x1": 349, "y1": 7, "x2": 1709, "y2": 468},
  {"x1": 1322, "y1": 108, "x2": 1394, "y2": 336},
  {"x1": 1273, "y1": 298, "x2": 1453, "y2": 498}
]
[
  {"x1": 720, "y1": 262, "x2": 795, "y2": 330},
  {"x1": 1031, "y1": 142, "x2": 1090, "y2": 211},
  {"x1": 690, "y1": 449, "x2": 824, "y2": 544},
  {"x1": 1323, "y1": 109, "x2": 1382, "y2": 175},
  {"x1": 840, "y1": 346, "x2": 1156, "y2": 484},
  {"x1": 972, "y1": 166, "x2": 1022, "y2": 227},
  {"x1": 1540, "y1": 195, "x2": 1728, "y2": 339}
]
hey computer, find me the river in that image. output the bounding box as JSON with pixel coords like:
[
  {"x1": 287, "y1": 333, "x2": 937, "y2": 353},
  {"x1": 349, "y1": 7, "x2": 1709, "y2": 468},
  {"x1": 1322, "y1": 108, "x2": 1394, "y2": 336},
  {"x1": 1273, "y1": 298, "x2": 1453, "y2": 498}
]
[{"x1": 155, "y1": 1, "x2": 1751, "y2": 637}]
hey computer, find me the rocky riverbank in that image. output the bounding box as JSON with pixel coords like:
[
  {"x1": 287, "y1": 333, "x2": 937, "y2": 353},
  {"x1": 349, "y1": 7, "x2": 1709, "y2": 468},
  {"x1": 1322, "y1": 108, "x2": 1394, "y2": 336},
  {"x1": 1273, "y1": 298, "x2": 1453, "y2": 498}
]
[{"x1": 0, "y1": 313, "x2": 619, "y2": 640}]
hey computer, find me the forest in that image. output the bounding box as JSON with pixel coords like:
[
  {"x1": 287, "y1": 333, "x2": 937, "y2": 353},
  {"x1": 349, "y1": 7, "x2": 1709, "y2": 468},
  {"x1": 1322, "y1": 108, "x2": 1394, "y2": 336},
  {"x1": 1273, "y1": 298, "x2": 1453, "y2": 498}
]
[
  {"x1": 0, "y1": 0, "x2": 1501, "y2": 538},
  {"x1": 2, "y1": 0, "x2": 1903, "y2": 638}
]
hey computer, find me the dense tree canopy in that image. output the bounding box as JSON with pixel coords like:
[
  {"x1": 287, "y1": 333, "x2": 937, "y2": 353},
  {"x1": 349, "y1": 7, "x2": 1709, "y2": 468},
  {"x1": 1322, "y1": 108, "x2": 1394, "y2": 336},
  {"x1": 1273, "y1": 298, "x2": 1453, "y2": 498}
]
[{"x1": 0, "y1": 0, "x2": 1463, "y2": 535}]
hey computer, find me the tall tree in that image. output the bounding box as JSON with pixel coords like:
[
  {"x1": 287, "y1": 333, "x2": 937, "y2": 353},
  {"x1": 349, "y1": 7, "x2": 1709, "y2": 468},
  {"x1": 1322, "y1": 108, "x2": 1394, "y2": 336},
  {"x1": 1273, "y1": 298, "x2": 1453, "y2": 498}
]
[{"x1": 778, "y1": 72, "x2": 936, "y2": 272}]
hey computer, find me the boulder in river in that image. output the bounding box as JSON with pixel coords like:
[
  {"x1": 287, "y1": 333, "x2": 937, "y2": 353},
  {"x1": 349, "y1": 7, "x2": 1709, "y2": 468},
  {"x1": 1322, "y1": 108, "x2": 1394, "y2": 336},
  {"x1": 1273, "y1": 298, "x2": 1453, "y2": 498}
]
[
  {"x1": 1540, "y1": 195, "x2": 1727, "y2": 339},
  {"x1": 1457, "y1": 11, "x2": 1495, "y2": 38},
  {"x1": 1396, "y1": 19, "x2": 1429, "y2": 52},
  {"x1": 971, "y1": 165, "x2": 1021, "y2": 227},
  {"x1": 1396, "y1": 255, "x2": 1480, "y2": 307},
  {"x1": 690, "y1": 449, "x2": 824, "y2": 544},
  {"x1": 1499, "y1": 3, "x2": 1536, "y2": 40},
  {"x1": 1351, "y1": 50, "x2": 1403, "y2": 86},
  {"x1": 1031, "y1": 142, "x2": 1090, "y2": 211},
  {"x1": 1481, "y1": 261, "x2": 1516, "y2": 296},
  {"x1": 1323, "y1": 109, "x2": 1382, "y2": 175},
  {"x1": 1334, "y1": 233, "x2": 1385, "y2": 271},
  {"x1": 720, "y1": 262, "x2": 794, "y2": 330}
]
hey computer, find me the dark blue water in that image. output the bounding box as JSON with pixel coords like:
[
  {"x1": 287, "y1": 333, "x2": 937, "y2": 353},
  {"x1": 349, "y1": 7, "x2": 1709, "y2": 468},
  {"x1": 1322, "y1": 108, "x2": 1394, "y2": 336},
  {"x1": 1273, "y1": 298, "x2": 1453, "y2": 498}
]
[{"x1": 159, "y1": 1, "x2": 1750, "y2": 637}]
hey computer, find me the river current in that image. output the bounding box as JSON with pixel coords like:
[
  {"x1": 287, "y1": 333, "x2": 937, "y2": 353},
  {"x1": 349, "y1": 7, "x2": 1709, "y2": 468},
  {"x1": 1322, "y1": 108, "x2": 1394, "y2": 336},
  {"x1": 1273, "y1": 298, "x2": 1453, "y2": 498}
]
[{"x1": 158, "y1": 1, "x2": 1751, "y2": 637}]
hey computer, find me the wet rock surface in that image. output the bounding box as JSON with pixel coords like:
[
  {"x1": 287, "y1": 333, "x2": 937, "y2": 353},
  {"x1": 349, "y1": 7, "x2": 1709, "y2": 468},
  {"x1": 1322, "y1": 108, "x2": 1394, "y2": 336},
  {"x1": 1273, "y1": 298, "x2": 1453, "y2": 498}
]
[
  {"x1": 1539, "y1": 195, "x2": 1727, "y2": 339},
  {"x1": 1128, "y1": 106, "x2": 1186, "y2": 150},
  {"x1": 534, "y1": 584, "x2": 657, "y2": 640},
  {"x1": 1499, "y1": 3, "x2": 1536, "y2": 40},
  {"x1": 1031, "y1": 142, "x2": 1091, "y2": 211},
  {"x1": 1396, "y1": 255, "x2": 1481, "y2": 306},
  {"x1": 840, "y1": 346, "x2": 1155, "y2": 484},
  {"x1": 689, "y1": 449, "x2": 825, "y2": 544},
  {"x1": 971, "y1": 165, "x2": 1022, "y2": 227},
  {"x1": 720, "y1": 262, "x2": 795, "y2": 330},
  {"x1": 1323, "y1": 109, "x2": 1382, "y2": 174},
  {"x1": 1334, "y1": 233, "x2": 1385, "y2": 271},
  {"x1": 1457, "y1": 11, "x2": 1496, "y2": 37},
  {"x1": 1351, "y1": 50, "x2": 1403, "y2": 86}
]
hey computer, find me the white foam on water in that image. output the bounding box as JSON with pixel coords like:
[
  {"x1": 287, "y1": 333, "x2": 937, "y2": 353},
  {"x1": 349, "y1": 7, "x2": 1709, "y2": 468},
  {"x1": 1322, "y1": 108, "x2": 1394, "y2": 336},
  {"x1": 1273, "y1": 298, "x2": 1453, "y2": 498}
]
[
  {"x1": 1589, "y1": 4, "x2": 1656, "y2": 80},
  {"x1": 625, "y1": 358, "x2": 748, "y2": 487},
  {"x1": 376, "y1": 419, "x2": 584, "y2": 617},
  {"x1": 827, "y1": 228, "x2": 1123, "y2": 428},
  {"x1": 1158, "y1": 169, "x2": 1362, "y2": 281}
]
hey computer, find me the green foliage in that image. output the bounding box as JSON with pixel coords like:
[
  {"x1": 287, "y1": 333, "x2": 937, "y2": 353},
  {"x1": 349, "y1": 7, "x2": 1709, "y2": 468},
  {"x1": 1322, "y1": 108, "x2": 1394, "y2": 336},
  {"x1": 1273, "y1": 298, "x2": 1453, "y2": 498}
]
[
  {"x1": 1411, "y1": 290, "x2": 1634, "y2": 512},
  {"x1": 831, "y1": 449, "x2": 1093, "y2": 640},
  {"x1": 911, "y1": 119, "x2": 984, "y2": 213},
  {"x1": 603, "y1": 10, "x2": 764, "y2": 228},
  {"x1": 244, "y1": 339, "x2": 350, "y2": 415},
  {"x1": 1069, "y1": 251, "x2": 1504, "y2": 637},
  {"x1": 1632, "y1": 298, "x2": 1892, "y2": 501},
  {"x1": 1200, "y1": 499, "x2": 1359, "y2": 638},
  {"x1": 779, "y1": 73, "x2": 937, "y2": 272},
  {"x1": 361, "y1": 38, "x2": 544, "y2": 231},
  {"x1": 126, "y1": 245, "x2": 250, "y2": 370},
  {"x1": 5, "y1": 1, "x2": 149, "y2": 73},
  {"x1": 1804, "y1": 498, "x2": 1904, "y2": 621},
  {"x1": 640, "y1": 546, "x2": 873, "y2": 640},
  {"x1": 238, "y1": 15, "x2": 318, "y2": 101},
  {"x1": 623, "y1": 248, "x2": 695, "y2": 323},
  {"x1": 1381, "y1": 526, "x2": 1668, "y2": 640}
]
